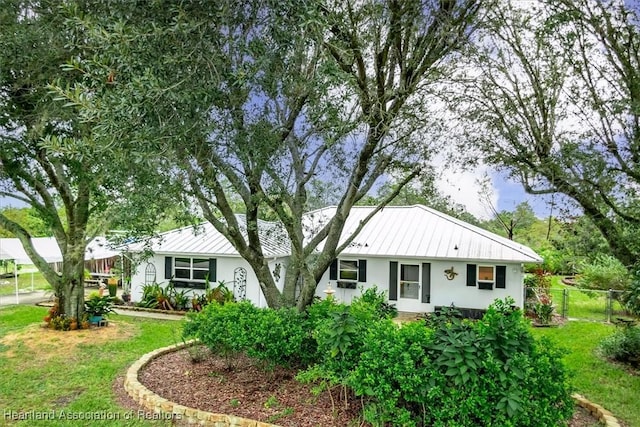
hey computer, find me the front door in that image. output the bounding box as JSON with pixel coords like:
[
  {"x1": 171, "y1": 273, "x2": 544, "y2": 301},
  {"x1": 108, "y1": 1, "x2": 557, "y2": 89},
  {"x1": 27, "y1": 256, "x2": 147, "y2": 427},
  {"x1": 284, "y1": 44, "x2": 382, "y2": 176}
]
[{"x1": 398, "y1": 263, "x2": 424, "y2": 312}]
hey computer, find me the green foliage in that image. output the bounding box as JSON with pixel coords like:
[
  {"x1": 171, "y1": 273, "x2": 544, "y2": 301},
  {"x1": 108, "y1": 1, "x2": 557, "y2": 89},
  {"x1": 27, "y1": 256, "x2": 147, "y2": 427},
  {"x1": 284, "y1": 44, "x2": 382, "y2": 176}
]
[
  {"x1": 306, "y1": 298, "x2": 573, "y2": 427},
  {"x1": 621, "y1": 269, "x2": 640, "y2": 316},
  {"x1": 533, "y1": 294, "x2": 555, "y2": 325},
  {"x1": 577, "y1": 255, "x2": 631, "y2": 291},
  {"x1": 599, "y1": 323, "x2": 640, "y2": 368},
  {"x1": 137, "y1": 283, "x2": 161, "y2": 308},
  {"x1": 84, "y1": 294, "x2": 115, "y2": 318},
  {"x1": 0, "y1": 207, "x2": 52, "y2": 238},
  {"x1": 352, "y1": 285, "x2": 398, "y2": 319},
  {"x1": 183, "y1": 301, "x2": 316, "y2": 368},
  {"x1": 246, "y1": 306, "x2": 316, "y2": 368}
]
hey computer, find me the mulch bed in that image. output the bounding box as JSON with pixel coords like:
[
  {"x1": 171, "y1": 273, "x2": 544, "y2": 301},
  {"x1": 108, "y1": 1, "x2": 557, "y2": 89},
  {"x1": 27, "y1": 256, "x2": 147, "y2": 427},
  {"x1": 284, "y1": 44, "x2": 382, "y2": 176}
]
[
  {"x1": 118, "y1": 345, "x2": 604, "y2": 427},
  {"x1": 137, "y1": 346, "x2": 365, "y2": 427}
]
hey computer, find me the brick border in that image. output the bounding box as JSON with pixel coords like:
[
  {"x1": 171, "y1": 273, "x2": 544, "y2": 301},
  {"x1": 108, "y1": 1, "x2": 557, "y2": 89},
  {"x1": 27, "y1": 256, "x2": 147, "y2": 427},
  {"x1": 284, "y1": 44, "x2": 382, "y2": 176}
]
[
  {"x1": 125, "y1": 343, "x2": 621, "y2": 427},
  {"x1": 572, "y1": 393, "x2": 621, "y2": 427},
  {"x1": 124, "y1": 341, "x2": 279, "y2": 427}
]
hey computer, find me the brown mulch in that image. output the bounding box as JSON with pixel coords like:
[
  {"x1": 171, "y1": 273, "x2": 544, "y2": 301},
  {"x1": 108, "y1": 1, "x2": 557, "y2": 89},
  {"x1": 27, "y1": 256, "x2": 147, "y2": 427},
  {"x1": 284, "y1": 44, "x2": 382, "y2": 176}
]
[
  {"x1": 118, "y1": 345, "x2": 604, "y2": 427},
  {"x1": 136, "y1": 346, "x2": 365, "y2": 427}
]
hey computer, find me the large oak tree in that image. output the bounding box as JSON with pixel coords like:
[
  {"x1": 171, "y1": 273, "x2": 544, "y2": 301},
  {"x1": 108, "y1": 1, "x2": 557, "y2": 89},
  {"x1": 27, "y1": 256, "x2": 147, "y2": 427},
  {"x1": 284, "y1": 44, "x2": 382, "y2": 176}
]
[
  {"x1": 455, "y1": 0, "x2": 640, "y2": 268},
  {"x1": 0, "y1": 0, "x2": 175, "y2": 319},
  {"x1": 55, "y1": 0, "x2": 484, "y2": 309}
]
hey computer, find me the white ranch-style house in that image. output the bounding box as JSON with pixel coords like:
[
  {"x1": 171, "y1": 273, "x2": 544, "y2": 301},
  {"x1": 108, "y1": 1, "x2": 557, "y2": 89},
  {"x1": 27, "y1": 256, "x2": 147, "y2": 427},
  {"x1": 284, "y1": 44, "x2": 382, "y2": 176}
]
[{"x1": 128, "y1": 205, "x2": 542, "y2": 313}]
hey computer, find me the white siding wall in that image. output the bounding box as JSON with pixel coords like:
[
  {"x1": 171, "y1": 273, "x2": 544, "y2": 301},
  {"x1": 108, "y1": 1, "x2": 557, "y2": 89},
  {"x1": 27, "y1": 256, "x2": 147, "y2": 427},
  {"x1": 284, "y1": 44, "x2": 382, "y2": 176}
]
[
  {"x1": 131, "y1": 253, "x2": 523, "y2": 313},
  {"x1": 130, "y1": 254, "x2": 288, "y2": 308},
  {"x1": 315, "y1": 257, "x2": 524, "y2": 313}
]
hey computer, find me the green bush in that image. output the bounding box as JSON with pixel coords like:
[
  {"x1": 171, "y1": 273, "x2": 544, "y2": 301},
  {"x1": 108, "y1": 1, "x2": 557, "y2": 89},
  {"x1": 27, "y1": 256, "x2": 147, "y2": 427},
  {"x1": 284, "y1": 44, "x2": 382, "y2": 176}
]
[
  {"x1": 309, "y1": 298, "x2": 573, "y2": 427},
  {"x1": 352, "y1": 285, "x2": 398, "y2": 319},
  {"x1": 185, "y1": 296, "x2": 574, "y2": 426},
  {"x1": 247, "y1": 306, "x2": 317, "y2": 368},
  {"x1": 183, "y1": 301, "x2": 259, "y2": 366},
  {"x1": 183, "y1": 301, "x2": 316, "y2": 368},
  {"x1": 599, "y1": 323, "x2": 640, "y2": 368},
  {"x1": 621, "y1": 270, "x2": 640, "y2": 316},
  {"x1": 576, "y1": 255, "x2": 631, "y2": 291}
]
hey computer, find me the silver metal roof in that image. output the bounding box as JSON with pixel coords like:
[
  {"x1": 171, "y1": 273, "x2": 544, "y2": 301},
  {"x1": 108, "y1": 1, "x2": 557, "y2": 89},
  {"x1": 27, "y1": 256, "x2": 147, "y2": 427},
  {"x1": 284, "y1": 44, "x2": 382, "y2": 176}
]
[
  {"x1": 303, "y1": 205, "x2": 542, "y2": 263},
  {"x1": 127, "y1": 205, "x2": 542, "y2": 263},
  {"x1": 127, "y1": 216, "x2": 290, "y2": 258}
]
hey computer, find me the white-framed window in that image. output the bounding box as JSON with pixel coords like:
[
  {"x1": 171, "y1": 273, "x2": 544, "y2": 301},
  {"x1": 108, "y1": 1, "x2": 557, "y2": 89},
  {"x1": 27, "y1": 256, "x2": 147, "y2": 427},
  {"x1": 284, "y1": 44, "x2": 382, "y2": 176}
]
[
  {"x1": 477, "y1": 265, "x2": 495, "y2": 290},
  {"x1": 174, "y1": 257, "x2": 209, "y2": 281},
  {"x1": 400, "y1": 264, "x2": 420, "y2": 299}
]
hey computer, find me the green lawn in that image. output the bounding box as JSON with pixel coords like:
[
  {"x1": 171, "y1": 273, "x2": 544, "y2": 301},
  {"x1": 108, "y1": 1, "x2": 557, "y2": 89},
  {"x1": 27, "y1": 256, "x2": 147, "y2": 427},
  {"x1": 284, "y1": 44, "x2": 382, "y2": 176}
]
[
  {"x1": 546, "y1": 276, "x2": 632, "y2": 322},
  {"x1": 1, "y1": 305, "x2": 638, "y2": 426},
  {"x1": 531, "y1": 321, "x2": 640, "y2": 427},
  {"x1": 0, "y1": 305, "x2": 183, "y2": 426},
  {"x1": 0, "y1": 270, "x2": 52, "y2": 296}
]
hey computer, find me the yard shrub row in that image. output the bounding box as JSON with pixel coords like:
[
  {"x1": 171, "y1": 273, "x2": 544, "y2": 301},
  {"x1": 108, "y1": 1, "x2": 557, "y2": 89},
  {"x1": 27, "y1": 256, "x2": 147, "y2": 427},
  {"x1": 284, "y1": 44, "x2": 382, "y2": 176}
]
[
  {"x1": 183, "y1": 301, "x2": 317, "y2": 368},
  {"x1": 183, "y1": 295, "x2": 573, "y2": 426}
]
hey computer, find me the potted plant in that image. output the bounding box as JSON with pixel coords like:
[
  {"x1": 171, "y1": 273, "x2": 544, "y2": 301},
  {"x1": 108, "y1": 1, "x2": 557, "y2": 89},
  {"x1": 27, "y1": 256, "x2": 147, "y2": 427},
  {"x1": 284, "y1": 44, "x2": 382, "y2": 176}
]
[
  {"x1": 121, "y1": 291, "x2": 131, "y2": 303},
  {"x1": 84, "y1": 294, "x2": 115, "y2": 324}
]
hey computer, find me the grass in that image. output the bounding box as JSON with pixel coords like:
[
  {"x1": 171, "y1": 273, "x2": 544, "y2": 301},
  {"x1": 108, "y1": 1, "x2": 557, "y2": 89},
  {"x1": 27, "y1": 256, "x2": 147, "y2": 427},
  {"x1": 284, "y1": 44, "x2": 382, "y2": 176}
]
[
  {"x1": 531, "y1": 321, "x2": 640, "y2": 427},
  {"x1": 1, "y1": 305, "x2": 639, "y2": 426},
  {"x1": 0, "y1": 270, "x2": 52, "y2": 296},
  {"x1": 546, "y1": 276, "x2": 631, "y2": 322},
  {"x1": 0, "y1": 305, "x2": 183, "y2": 426}
]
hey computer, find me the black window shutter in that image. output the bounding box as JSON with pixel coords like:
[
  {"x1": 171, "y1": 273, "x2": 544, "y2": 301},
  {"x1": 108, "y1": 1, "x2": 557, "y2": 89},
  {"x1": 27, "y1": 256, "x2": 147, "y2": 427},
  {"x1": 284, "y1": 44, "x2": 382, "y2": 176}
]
[
  {"x1": 389, "y1": 261, "x2": 398, "y2": 301},
  {"x1": 466, "y1": 264, "x2": 477, "y2": 287},
  {"x1": 329, "y1": 259, "x2": 338, "y2": 281},
  {"x1": 209, "y1": 258, "x2": 217, "y2": 282},
  {"x1": 164, "y1": 257, "x2": 173, "y2": 279},
  {"x1": 496, "y1": 265, "x2": 506, "y2": 289},
  {"x1": 358, "y1": 259, "x2": 367, "y2": 282},
  {"x1": 422, "y1": 263, "x2": 431, "y2": 303}
]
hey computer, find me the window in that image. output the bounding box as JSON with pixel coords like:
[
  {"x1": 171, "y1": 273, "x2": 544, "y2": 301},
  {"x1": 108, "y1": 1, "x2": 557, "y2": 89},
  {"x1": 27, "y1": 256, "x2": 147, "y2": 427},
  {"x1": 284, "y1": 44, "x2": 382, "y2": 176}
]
[
  {"x1": 400, "y1": 264, "x2": 420, "y2": 299},
  {"x1": 174, "y1": 258, "x2": 209, "y2": 281},
  {"x1": 477, "y1": 265, "x2": 494, "y2": 290},
  {"x1": 330, "y1": 259, "x2": 366, "y2": 289},
  {"x1": 467, "y1": 264, "x2": 506, "y2": 290},
  {"x1": 339, "y1": 260, "x2": 358, "y2": 281}
]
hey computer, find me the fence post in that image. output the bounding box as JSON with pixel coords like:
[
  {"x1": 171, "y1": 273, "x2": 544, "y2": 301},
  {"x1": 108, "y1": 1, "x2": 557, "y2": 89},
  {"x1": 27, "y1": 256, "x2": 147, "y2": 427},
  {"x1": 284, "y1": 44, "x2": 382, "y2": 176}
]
[
  {"x1": 562, "y1": 288, "x2": 568, "y2": 318},
  {"x1": 607, "y1": 289, "x2": 612, "y2": 323}
]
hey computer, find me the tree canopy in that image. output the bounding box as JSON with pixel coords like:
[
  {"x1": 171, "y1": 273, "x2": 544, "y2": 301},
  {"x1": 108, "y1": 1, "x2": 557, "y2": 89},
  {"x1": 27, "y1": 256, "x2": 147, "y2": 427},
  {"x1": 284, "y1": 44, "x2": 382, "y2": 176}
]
[
  {"x1": 54, "y1": 0, "x2": 485, "y2": 308},
  {"x1": 0, "y1": 0, "x2": 178, "y2": 319},
  {"x1": 453, "y1": 0, "x2": 640, "y2": 267}
]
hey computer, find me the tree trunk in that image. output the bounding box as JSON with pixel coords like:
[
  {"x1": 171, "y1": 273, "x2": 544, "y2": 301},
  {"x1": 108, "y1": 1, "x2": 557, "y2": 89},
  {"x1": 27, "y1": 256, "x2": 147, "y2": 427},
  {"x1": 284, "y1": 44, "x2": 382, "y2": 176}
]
[
  {"x1": 296, "y1": 268, "x2": 320, "y2": 311},
  {"x1": 251, "y1": 258, "x2": 285, "y2": 309},
  {"x1": 58, "y1": 243, "x2": 87, "y2": 321}
]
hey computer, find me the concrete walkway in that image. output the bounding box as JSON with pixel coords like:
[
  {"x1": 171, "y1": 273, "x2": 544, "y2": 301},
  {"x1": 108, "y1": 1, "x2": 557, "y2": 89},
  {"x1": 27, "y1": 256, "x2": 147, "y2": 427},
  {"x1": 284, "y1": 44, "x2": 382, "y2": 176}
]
[
  {"x1": 112, "y1": 307, "x2": 185, "y2": 321},
  {"x1": 0, "y1": 289, "x2": 184, "y2": 321},
  {"x1": 0, "y1": 290, "x2": 52, "y2": 307}
]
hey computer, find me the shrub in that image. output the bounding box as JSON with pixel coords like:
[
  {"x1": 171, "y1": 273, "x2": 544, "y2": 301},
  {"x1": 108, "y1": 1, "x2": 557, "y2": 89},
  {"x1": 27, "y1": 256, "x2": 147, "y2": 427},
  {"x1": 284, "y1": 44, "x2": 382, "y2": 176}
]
[
  {"x1": 621, "y1": 269, "x2": 640, "y2": 316},
  {"x1": 183, "y1": 301, "x2": 316, "y2": 368},
  {"x1": 307, "y1": 298, "x2": 573, "y2": 427},
  {"x1": 576, "y1": 255, "x2": 631, "y2": 291},
  {"x1": 183, "y1": 301, "x2": 260, "y2": 367},
  {"x1": 352, "y1": 285, "x2": 398, "y2": 319},
  {"x1": 599, "y1": 323, "x2": 640, "y2": 368},
  {"x1": 247, "y1": 306, "x2": 317, "y2": 368}
]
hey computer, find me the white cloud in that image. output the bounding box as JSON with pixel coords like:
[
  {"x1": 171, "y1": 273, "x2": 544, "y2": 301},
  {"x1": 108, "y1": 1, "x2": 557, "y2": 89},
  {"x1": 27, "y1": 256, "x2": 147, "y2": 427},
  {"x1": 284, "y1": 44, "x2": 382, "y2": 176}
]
[{"x1": 435, "y1": 165, "x2": 498, "y2": 220}]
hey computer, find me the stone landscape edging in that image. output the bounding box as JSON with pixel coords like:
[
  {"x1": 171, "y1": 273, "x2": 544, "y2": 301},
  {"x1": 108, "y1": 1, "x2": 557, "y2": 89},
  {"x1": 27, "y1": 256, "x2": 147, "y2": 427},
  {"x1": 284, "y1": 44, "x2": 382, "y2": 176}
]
[
  {"x1": 126, "y1": 343, "x2": 622, "y2": 427},
  {"x1": 572, "y1": 393, "x2": 622, "y2": 427},
  {"x1": 124, "y1": 341, "x2": 280, "y2": 427}
]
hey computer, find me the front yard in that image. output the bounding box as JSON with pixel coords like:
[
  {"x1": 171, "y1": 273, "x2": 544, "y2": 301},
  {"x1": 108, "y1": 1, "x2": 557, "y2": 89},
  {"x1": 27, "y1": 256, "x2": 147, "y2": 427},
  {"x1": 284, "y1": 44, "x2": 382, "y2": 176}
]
[
  {"x1": 0, "y1": 305, "x2": 179, "y2": 426},
  {"x1": 0, "y1": 304, "x2": 638, "y2": 426}
]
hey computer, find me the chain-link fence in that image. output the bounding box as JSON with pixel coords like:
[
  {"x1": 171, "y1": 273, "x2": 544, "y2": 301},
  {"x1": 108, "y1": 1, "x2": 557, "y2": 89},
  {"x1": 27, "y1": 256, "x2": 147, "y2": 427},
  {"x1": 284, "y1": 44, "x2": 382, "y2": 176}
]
[{"x1": 526, "y1": 287, "x2": 633, "y2": 323}]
